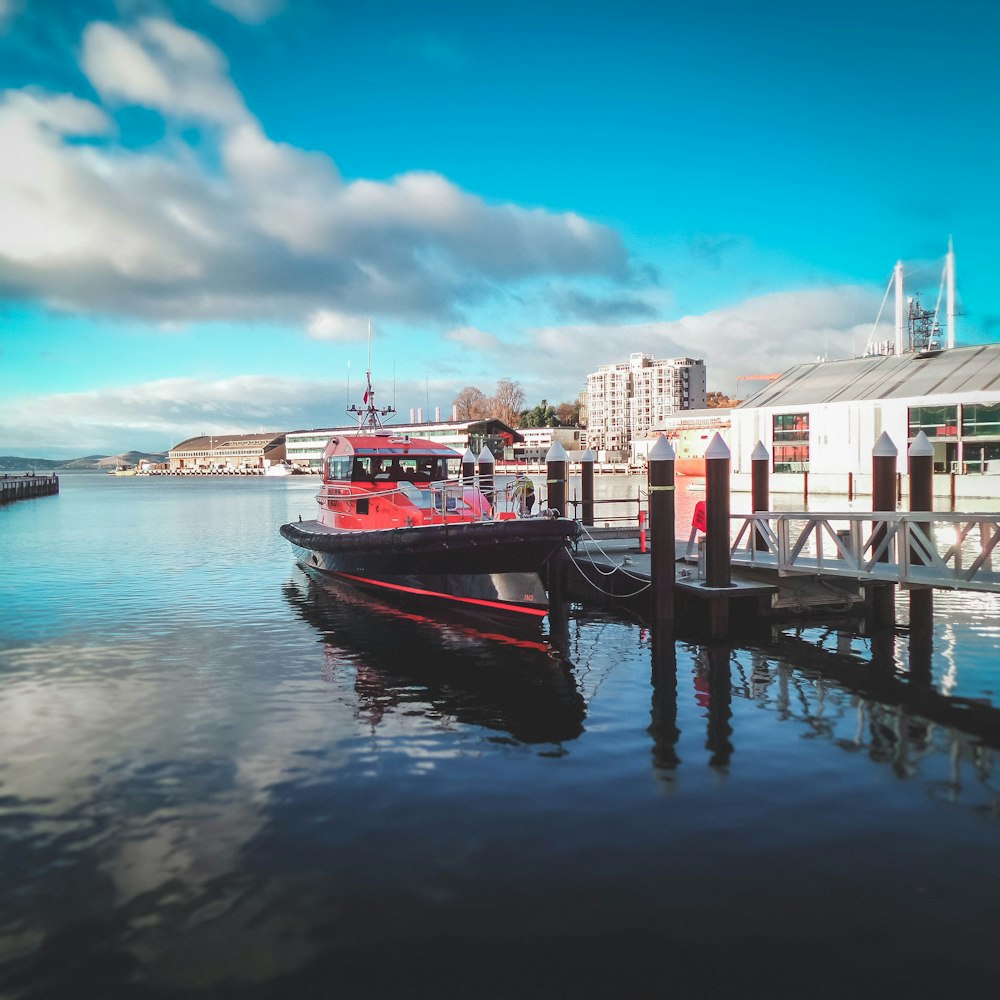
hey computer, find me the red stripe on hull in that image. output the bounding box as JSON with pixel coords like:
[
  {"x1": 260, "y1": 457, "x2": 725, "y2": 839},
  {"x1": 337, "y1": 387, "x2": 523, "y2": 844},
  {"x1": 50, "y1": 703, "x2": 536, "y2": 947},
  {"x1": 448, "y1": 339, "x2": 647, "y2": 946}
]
[{"x1": 334, "y1": 572, "x2": 549, "y2": 618}]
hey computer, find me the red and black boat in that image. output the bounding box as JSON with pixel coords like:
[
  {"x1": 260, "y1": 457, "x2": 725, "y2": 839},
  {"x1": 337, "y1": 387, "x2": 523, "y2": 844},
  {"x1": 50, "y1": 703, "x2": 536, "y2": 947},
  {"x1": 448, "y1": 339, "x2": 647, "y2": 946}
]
[{"x1": 279, "y1": 373, "x2": 579, "y2": 617}]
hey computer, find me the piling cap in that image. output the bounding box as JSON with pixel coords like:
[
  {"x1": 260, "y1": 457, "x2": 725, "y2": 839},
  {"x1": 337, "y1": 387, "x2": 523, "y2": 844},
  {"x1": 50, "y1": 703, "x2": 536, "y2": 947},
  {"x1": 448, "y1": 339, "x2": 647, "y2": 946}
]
[
  {"x1": 751, "y1": 440, "x2": 769, "y2": 462},
  {"x1": 580, "y1": 448, "x2": 596, "y2": 463},
  {"x1": 908, "y1": 430, "x2": 934, "y2": 458},
  {"x1": 704, "y1": 431, "x2": 731, "y2": 460},
  {"x1": 648, "y1": 434, "x2": 675, "y2": 461},
  {"x1": 545, "y1": 440, "x2": 569, "y2": 463},
  {"x1": 477, "y1": 446, "x2": 495, "y2": 464},
  {"x1": 462, "y1": 448, "x2": 476, "y2": 463},
  {"x1": 872, "y1": 431, "x2": 898, "y2": 458}
]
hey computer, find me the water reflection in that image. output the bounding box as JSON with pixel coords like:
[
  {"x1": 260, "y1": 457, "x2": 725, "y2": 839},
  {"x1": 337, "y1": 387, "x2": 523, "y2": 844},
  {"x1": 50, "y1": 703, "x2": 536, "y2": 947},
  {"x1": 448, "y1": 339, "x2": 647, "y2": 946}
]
[
  {"x1": 648, "y1": 621, "x2": 1000, "y2": 814},
  {"x1": 283, "y1": 571, "x2": 586, "y2": 745}
]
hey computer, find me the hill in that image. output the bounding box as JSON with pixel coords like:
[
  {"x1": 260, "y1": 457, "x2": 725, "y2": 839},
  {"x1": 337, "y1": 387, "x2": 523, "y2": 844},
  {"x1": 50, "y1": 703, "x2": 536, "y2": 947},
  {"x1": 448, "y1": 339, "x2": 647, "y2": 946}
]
[{"x1": 0, "y1": 451, "x2": 167, "y2": 472}]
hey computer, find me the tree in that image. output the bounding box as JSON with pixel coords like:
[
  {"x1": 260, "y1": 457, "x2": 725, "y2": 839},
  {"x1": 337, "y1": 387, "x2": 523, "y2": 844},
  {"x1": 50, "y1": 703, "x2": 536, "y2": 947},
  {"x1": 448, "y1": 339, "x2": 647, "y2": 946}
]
[
  {"x1": 453, "y1": 386, "x2": 488, "y2": 420},
  {"x1": 491, "y1": 378, "x2": 526, "y2": 428},
  {"x1": 555, "y1": 400, "x2": 581, "y2": 426},
  {"x1": 520, "y1": 399, "x2": 559, "y2": 428}
]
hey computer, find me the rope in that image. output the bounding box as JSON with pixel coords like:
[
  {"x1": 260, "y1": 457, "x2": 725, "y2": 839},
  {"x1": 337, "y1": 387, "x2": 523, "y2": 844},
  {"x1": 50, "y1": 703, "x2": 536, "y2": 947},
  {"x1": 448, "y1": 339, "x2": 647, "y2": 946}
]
[{"x1": 565, "y1": 546, "x2": 651, "y2": 597}]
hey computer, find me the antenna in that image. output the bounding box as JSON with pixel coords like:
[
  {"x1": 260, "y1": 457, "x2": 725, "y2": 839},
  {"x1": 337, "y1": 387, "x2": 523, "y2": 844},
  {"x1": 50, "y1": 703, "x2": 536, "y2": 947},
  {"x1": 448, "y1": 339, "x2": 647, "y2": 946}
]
[{"x1": 346, "y1": 318, "x2": 396, "y2": 429}]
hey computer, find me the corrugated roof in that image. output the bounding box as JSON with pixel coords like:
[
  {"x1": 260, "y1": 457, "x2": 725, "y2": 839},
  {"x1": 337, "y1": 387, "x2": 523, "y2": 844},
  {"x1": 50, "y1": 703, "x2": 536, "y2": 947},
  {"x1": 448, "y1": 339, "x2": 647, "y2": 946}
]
[
  {"x1": 739, "y1": 344, "x2": 1000, "y2": 409},
  {"x1": 171, "y1": 433, "x2": 284, "y2": 451}
]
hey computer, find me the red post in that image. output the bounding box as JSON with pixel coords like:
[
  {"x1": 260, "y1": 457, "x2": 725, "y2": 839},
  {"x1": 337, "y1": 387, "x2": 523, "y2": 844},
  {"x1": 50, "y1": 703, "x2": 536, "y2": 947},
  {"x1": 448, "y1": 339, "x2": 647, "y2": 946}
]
[
  {"x1": 751, "y1": 440, "x2": 769, "y2": 553},
  {"x1": 705, "y1": 432, "x2": 732, "y2": 590},
  {"x1": 872, "y1": 431, "x2": 898, "y2": 629},
  {"x1": 647, "y1": 435, "x2": 676, "y2": 628},
  {"x1": 639, "y1": 510, "x2": 647, "y2": 553}
]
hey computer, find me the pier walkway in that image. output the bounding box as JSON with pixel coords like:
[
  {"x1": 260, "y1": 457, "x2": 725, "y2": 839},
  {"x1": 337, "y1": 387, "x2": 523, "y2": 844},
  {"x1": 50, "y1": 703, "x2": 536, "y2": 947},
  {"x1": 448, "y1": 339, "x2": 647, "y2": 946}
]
[
  {"x1": 730, "y1": 511, "x2": 1000, "y2": 594},
  {"x1": 1, "y1": 473, "x2": 59, "y2": 504}
]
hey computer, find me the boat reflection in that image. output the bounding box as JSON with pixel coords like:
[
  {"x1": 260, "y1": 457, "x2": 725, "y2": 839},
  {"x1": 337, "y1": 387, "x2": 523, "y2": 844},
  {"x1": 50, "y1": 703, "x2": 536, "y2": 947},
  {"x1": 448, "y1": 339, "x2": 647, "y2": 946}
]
[{"x1": 283, "y1": 569, "x2": 587, "y2": 745}]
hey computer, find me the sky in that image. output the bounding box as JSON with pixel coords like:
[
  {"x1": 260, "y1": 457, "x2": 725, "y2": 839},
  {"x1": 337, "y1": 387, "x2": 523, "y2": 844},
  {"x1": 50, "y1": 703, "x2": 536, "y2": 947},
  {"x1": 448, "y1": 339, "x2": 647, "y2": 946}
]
[{"x1": 1, "y1": 0, "x2": 998, "y2": 458}]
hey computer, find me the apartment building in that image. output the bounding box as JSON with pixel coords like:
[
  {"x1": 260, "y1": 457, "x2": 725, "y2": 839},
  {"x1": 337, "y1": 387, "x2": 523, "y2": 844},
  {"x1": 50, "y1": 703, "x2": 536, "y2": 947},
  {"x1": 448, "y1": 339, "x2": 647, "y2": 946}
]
[{"x1": 585, "y1": 353, "x2": 707, "y2": 459}]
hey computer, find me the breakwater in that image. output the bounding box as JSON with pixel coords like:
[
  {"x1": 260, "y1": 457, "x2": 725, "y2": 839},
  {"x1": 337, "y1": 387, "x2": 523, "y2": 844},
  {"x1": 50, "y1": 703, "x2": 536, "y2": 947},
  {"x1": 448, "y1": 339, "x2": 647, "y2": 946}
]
[{"x1": 0, "y1": 472, "x2": 58, "y2": 503}]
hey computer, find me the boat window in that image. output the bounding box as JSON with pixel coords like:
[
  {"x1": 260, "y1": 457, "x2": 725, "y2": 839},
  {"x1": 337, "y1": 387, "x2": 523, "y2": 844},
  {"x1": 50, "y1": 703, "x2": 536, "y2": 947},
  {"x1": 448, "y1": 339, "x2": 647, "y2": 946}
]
[
  {"x1": 352, "y1": 457, "x2": 376, "y2": 481},
  {"x1": 329, "y1": 456, "x2": 351, "y2": 480}
]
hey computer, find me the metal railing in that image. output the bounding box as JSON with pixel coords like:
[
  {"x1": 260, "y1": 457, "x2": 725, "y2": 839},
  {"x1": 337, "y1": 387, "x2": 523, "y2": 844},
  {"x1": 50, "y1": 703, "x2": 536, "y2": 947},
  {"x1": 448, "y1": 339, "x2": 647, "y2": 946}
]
[{"x1": 730, "y1": 511, "x2": 1000, "y2": 593}]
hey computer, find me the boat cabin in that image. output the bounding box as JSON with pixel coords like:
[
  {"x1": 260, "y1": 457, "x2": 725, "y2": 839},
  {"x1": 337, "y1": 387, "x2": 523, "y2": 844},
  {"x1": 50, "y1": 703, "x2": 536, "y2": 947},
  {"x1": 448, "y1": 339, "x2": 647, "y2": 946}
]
[{"x1": 319, "y1": 433, "x2": 484, "y2": 530}]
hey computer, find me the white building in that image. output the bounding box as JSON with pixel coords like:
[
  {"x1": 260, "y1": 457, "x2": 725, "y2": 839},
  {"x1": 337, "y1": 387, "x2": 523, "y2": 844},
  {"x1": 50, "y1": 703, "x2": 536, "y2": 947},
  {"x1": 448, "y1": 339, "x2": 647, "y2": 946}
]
[
  {"x1": 513, "y1": 426, "x2": 584, "y2": 463},
  {"x1": 586, "y1": 353, "x2": 707, "y2": 460},
  {"x1": 285, "y1": 419, "x2": 522, "y2": 469},
  {"x1": 730, "y1": 343, "x2": 1000, "y2": 490}
]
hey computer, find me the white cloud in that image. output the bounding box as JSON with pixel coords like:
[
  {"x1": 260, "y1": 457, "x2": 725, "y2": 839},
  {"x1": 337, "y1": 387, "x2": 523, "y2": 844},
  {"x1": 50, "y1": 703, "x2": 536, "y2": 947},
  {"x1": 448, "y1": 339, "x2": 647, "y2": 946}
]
[
  {"x1": 210, "y1": 0, "x2": 287, "y2": 25},
  {"x1": 0, "y1": 18, "x2": 628, "y2": 329},
  {"x1": 306, "y1": 310, "x2": 367, "y2": 341},
  {"x1": 515, "y1": 285, "x2": 886, "y2": 402},
  {"x1": 444, "y1": 326, "x2": 503, "y2": 351},
  {"x1": 81, "y1": 18, "x2": 247, "y2": 125}
]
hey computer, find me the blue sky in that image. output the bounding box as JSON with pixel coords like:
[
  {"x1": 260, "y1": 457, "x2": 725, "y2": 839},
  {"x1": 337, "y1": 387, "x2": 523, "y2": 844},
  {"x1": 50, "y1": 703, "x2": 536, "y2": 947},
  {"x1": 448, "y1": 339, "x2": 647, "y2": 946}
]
[{"x1": 1, "y1": 0, "x2": 997, "y2": 458}]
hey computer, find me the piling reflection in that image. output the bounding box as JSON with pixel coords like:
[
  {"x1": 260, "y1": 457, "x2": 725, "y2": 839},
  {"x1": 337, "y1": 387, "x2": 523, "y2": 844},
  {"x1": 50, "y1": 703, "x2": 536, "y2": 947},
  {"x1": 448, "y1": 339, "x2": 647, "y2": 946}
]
[
  {"x1": 283, "y1": 570, "x2": 587, "y2": 745},
  {"x1": 648, "y1": 615, "x2": 1000, "y2": 812}
]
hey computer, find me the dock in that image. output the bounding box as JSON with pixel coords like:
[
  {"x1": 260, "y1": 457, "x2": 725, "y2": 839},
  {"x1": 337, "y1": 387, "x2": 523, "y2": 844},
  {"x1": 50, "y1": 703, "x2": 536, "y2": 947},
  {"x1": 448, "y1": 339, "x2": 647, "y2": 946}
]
[
  {"x1": 560, "y1": 527, "x2": 864, "y2": 632},
  {"x1": 1, "y1": 473, "x2": 59, "y2": 504}
]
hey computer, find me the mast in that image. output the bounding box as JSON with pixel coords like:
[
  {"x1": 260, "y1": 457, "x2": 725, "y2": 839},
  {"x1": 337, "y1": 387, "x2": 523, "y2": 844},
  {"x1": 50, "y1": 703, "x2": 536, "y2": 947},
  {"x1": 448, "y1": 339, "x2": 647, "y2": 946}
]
[
  {"x1": 946, "y1": 236, "x2": 956, "y2": 350},
  {"x1": 894, "y1": 260, "x2": 905, "y2": 355},
  {"x1": 346, "y1": 318, "x2": 396, "y2": 429}
]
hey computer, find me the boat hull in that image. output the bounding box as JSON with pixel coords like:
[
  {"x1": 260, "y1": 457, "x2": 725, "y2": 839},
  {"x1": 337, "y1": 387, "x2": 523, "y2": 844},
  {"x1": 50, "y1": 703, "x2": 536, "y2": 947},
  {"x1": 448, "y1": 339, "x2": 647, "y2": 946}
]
[{"x1": 279, "y1": 517, "x2": 580, "y2": 616}]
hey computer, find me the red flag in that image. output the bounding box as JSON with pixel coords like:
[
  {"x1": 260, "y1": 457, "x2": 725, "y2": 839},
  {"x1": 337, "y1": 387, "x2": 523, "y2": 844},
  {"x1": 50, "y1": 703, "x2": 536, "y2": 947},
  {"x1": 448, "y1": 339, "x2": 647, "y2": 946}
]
[{"x1": 363, "y1": 390, "x2": 370, "y2": 403}]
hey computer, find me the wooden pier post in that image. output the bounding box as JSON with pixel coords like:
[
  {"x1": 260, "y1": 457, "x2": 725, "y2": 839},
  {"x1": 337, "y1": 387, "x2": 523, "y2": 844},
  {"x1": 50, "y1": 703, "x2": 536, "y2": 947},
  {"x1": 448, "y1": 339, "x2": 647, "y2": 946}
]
[
  {"x1": 545, "y1": 440, "x2": 568, "y2": 517},
  {"x1": 908, "y1": 431, "x2": 934, "y2": 678},
  {"x1": 477, "y1": 446, "x2": 495, "y2": 509},
  {"x1": 705, "y1": 432, "x2": 732, "y2": 589},
  {"x1": 462, "y1": 447, "x2": 476, "y2": 487},
  {"x1": 872, "y1": 431, "x2": 898, "y2": 629},
  {"x1": 580, "y1": 448, "x2": 595, "y2": 527},
  {"x1": 751, "y1": 440, "x2": 769, "y2": 553},
  {"x1": 647, "y1": 435, "x2": 676, "y2": 629}
]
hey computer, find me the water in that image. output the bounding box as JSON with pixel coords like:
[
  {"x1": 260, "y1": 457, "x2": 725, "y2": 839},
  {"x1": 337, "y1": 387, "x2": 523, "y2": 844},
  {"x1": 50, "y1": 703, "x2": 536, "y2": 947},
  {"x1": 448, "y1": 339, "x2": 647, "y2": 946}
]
[{"x1": 2, "y1": 473, "x2": 1000, "y2": 998}]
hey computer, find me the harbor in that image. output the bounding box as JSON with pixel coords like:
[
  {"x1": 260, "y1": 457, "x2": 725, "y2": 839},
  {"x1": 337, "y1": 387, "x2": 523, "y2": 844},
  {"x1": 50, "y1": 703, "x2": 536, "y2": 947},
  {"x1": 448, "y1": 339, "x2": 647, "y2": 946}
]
[{"x1": 3, "y1": 470, "x2": 1000, "y2": 997}]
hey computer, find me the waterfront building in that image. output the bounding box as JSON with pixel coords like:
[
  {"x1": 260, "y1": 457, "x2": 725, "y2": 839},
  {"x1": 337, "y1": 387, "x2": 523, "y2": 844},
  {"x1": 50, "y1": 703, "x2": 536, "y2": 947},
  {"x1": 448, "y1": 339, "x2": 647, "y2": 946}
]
[
  {"x1": 585, "y1": 353, "x2": 707, "y2": 461},
  {"x1": 168, "y1": 433, "x2": 286, "y2": 471},
  {"x1": 513, "y1": 426, "x2": 584, "y2": 464},
  {"x1": 285, "y1": 419, "x2": 523, "y2": 470},
  {"x1": 730, "y1": 343, "x2": 1000, "y2": 478},
  {"x1": 631, "y1": 408, "x2": 732, "y2": 475}
]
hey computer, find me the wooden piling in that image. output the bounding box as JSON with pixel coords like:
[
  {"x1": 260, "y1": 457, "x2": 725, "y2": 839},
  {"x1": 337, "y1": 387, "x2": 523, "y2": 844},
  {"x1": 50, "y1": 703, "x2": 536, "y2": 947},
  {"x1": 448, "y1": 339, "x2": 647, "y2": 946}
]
[
  {"x1": 872, "y1": 431, "x2": 898, "y2": 629},
  {"x1": 908, "y1": 431, "x2": 934, "y2": 655},
  {"x1": 580, "y1": 448, "x2": 595, "y2": 526},
  {"x1": 477, "y1": 446, "x2": 495, "y2": 509},
  {"x1": 751, "y1": 440, "x2": 769, "y2": 553},
  {"x1": 545, "y1": 440, "x2": 568, "y2": 517},
  {"x1": 647, "y1": 435, "x2": 675, "y2": 629},
  {"x1": 462, "y1": 448, "x2": 476, "y2": 487},
  {"x1": 705, "y1": 432, "x2": 732, "y2": 590}
]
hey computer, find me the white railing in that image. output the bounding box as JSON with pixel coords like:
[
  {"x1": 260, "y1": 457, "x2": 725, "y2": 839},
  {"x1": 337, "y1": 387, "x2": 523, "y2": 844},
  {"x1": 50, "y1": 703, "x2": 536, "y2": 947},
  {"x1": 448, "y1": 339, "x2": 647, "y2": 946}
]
[{"x1": 730, "y1": 511, "x2": 1000, "y2": 593}]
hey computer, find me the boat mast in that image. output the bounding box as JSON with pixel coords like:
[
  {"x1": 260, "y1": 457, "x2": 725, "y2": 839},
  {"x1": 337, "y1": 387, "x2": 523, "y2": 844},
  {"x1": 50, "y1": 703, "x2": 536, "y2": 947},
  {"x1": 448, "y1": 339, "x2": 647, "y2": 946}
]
[{"x1": 346, "y1": 318, "x2": 396, "y2": 429}]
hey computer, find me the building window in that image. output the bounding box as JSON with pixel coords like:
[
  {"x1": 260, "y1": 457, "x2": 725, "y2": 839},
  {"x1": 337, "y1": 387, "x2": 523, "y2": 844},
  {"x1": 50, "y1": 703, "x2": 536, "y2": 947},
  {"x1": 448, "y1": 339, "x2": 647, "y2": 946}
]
[
  {"x1": 908, "y1": 405, "x2": 958, "y2": 437},
  {"x1": 773, "y1": 413, "x2": 809, "y2": 472},
  {"x1": 961, "y1": 403, "x2": 1000, "y2": 438}
]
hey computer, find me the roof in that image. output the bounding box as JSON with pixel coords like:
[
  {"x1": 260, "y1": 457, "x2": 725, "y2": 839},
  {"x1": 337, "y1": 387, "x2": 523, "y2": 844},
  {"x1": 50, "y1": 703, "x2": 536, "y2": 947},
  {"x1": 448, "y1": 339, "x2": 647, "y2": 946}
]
[
  {"x1": 740, "y1": 344, "x2": 1000, "y2": 409},
  {"x1": 171, "y1": 432, "x2": 285, "y2": 451},
  {"x1": 287, "y1": 418, "x2": 524, "y2": 442}
]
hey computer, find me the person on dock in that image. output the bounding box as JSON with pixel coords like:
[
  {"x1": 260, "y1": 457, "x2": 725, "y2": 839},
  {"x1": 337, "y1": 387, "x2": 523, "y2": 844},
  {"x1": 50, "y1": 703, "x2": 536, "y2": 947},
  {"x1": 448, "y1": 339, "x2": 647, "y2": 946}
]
[{"x1": 510, "y1": 473, "x2": 536, "y2": 516}]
